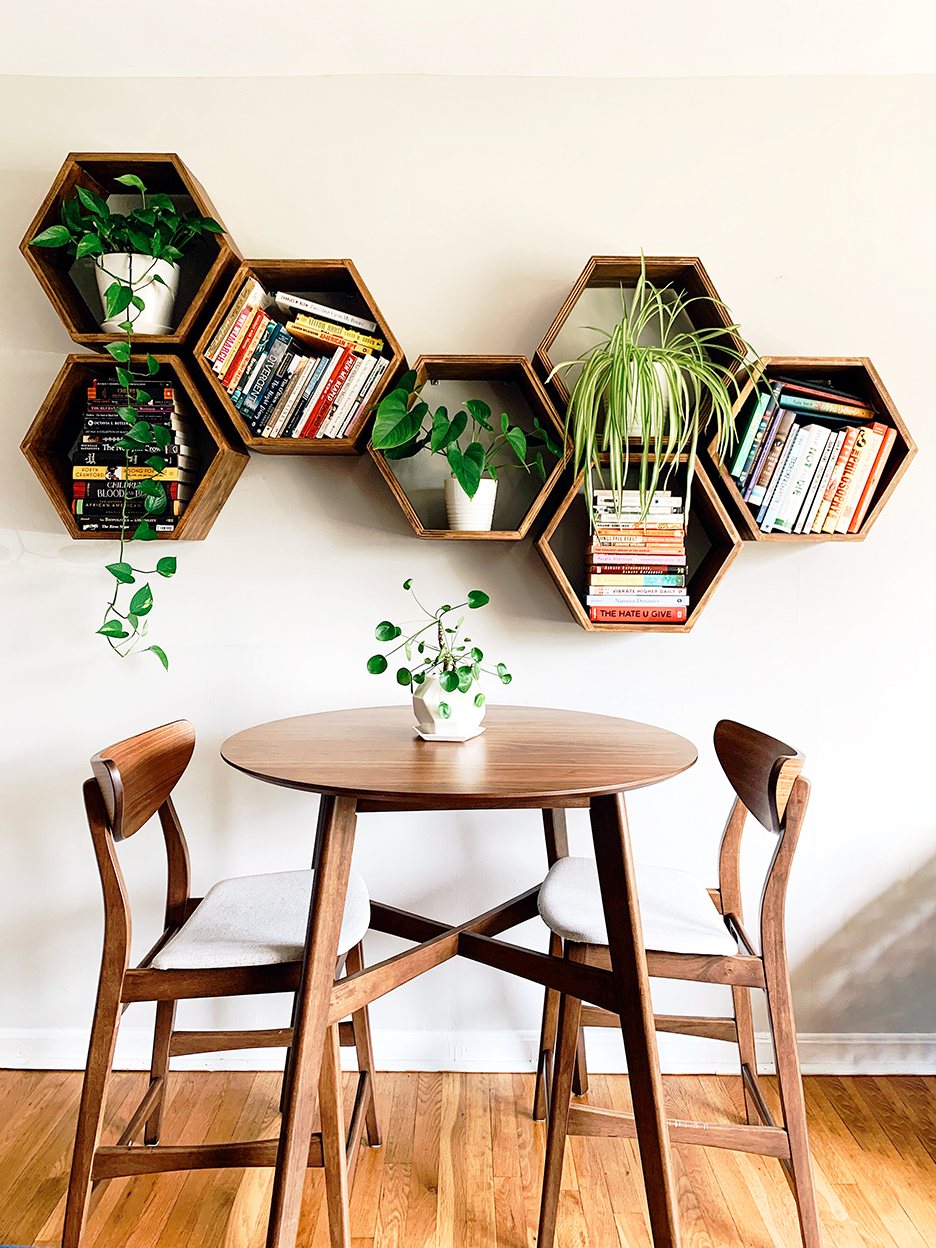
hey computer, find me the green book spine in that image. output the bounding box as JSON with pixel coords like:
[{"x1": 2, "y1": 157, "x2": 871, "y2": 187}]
[{"x1": 730, "y1": 391, "x2": 769, "y2": 478}]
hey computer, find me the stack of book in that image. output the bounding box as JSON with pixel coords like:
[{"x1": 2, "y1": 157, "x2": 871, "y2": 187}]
[
  {"x1": 587, "y1": 488, "x2": 689, "y2": 624},
  {"x1": 730, "y1": 377, "x2": 897, "y2": 535},
  {"x1": 70, "y1": 378, "x2": 199, "y2": 533},
  {"x1": 203, "y1": 280, "x2": 391, "y2": 440}
]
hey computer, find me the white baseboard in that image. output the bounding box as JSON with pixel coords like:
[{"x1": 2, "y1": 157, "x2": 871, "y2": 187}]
[{"x1": 1, "y1": 1028, "x2": 935, "y2": 1075}]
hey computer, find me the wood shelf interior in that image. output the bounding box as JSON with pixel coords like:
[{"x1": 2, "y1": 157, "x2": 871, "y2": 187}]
[
  {"x1": 194, "y1": 259, "x2": 406, "y2": 455},
  {"x1": 20, "y1": 153, "x2": 240, "y2": 348},
  {"x1": 706, "y1": 356, "x2": 917, "y2": 542},
  {"x1": 369, "y1": 355, "x2": 569, "y2": 541},
  {"x1": 21, "y1": 354, "x2": 247, "y2": 541},
  {"x1": 536, "y1": 454, "x2": 741, "y2": 632}
]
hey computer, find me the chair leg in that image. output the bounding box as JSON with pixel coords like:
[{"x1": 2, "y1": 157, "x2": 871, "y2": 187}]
[
  {"x1": 533, "y1": 933, "x2": 564, "y2": 1121},
  {"x1": 572, "y1": 1022, "x2": 589, "y2": 1097},
  {"x1": 732, "y1": 985, "x2": 760, "y2": 1126},
  {"x1": 345, "y1": 941, "x2": 380, "y2": 1147},
  {"x1": 537, "y1": 969, "x2": 583, "y2": 1248},
  {"x1": 145, "y1": 998, "x2": 176, "y2": 1145},
  {"x1": 62, "y1": 987, "x2": 122, "y2": 1248},
  {"x1": 319, "y1": 1023, "x2": 352, "y2": 1248},
  {"x1": 764, "y1": 964, "x2": 822, "y2": 1248}
]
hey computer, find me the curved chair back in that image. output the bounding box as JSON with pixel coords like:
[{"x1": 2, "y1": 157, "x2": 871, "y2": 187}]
[
  {"x1": 714, "y1": 719, "x2": 803, "y2": 835},
  {"x1": 92, "y1": 720, "x2": 195, "y2": 841}
]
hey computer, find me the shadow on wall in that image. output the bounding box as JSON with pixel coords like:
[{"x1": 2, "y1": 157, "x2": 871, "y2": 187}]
[{"x1": 791, "y1": 846, "x2": 936, "y2": 1034}]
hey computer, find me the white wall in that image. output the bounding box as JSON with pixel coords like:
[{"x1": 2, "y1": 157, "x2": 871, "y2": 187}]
[{"x1": 2, "y1": 71, "x2": 935, "y2": 1073}]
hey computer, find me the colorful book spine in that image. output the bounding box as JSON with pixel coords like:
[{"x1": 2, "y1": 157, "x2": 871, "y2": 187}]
[
  {"x1": 799, "y1": 429, "x2": 845, "y2": 533},
  {"x1": 777, "y1": 394, "x2": 875, "y2": 420},
  {"x1": 811, "y1": 427, "x2": 859, "y2": 532},
  {"x1": 274, "y1": 292, "x2": 378, "y2": 333},
  {"x1": 589, "y1": 605, "x2": 688, "y2": 623},
  {"x1": 747, "y1": 407, "x2": 796, "y2": 506},
  {"x1": 730, "y1": 391, "x2": 770, "y2": 479},
  {"x1": 589, "y1": 553, "x2": 687, "y2": 568},
  {"x1": 739, "y1": 382, "x2": 784, "y2": 492},
  {"x1": 822, "y1": 427, "x2": 868, "y2": 533},
  {"x1": 834, "y1": 423, "x2": 887, "y2": 533},
  {"x1": 758, "y1": 425, "x2": 809, "y2": 532},
  {"x1": 303, "y1": 351, "x2": 357, "y2": 437},
  {"x1": 773, "y1": 426, "x2": 829, "y2": 533},
  {"x1": 589, "y1": 575, "x2": 686, "y2": 587},
  {"x1": 72, "y1": 465, "x2": 195, "y2": 482},
  {"x1": 848, "y1": 426, "x2": 897, "y2": 533},
  {"x1": 281, "y1": 356, "x2": 333, "y2": 438}
]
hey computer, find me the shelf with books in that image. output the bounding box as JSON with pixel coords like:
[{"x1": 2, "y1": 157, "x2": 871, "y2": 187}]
[
  {"x1": 194, "y1": 259, "x2": 406, "y2": 455},
  {"x1": 369, "y1": 355, "x2": 570, "y2": 541},
  {"x1": 21, "y1": 353, "x2": 248, "y2": 541},
  {"x1": 20, "y1": 152, "x2": 241, "y2": 349},
  {"x1": 533, "y1": 255, "x2": 746, "y2": 413},
  {"x1": 704, "y1": 356, "x2": 917, "y2": 542},
  {"x1": 536, "y1": 455, "x2": 741, "y2": 633}
]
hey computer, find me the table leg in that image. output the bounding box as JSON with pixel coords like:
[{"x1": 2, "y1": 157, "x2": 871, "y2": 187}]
[
  {"x1": 589, "y1": 792, "x2": 682, "y2": 1248},
  {"x1": 266, "y1": 794, "x2": 358, "y2": 1248},
  {"x1": 535, "y1": 809, "x2": 571, "y2": 1121}
]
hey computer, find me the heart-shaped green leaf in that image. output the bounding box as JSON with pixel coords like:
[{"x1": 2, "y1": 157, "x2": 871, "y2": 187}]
[
  {"x1": 132, "y1": 520, "x2": 157, "y2": 541},
  {"x1": 146, "y1": 355, "x2": 159, "y2": 375},
  {"x1": 31, "y1": 224, "x2": 73, "y2": 248},
  {"x1": 115, "y1": 173, "x2": 147, "y2": 195},
  {"x1": 148, "y1": 645, "x2": 169, "y2": 670},
  {"x1": 129, "y1": 584, "x2": 154, "y2": 617},
  {"x1": 375, "y1": 620, "x2": 398, "y2": 642},
  {"x1": 105, "y1": 562, "x2": 135, "y2": 584},
  {"x1": 467, "y1": 591, "x2": 489, "y2": 609},
  {"x1": 105, "y1": 341, "x2": 132, "y2": 363},
  {"x1": 156, "y1": 556, "x2": 176, "y2": 577},
  {"x1": 396, "y1": 667, "x2": 412, "y2": 686},
  {"x1": 439, "y1": 671, "x2": 459, "y2": 693},
  {"x1": 151, "y1": 424, "x2": 171, "y2": 449},
  {"x1": 77, "y1": 186, "x2": 110, "y2": 217},
  {"x1": 505, "y1": 426, "x2": 527, "y2": 462},
  {"x1": 97, "y1": 619, "x2": 128, "y2": 638},
  {"x1": 367, "y1": 655, "x2": 388, "y2": 674},
  {"x1": 75, "y1": 233, "x2": 104, "y2": 258},
  {"x1": 104, "y1": 282, "x2": 134, "y2": 319}
]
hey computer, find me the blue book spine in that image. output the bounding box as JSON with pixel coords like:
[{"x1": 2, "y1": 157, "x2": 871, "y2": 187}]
[
  {"x1": 242, "y1": 326, "x2": 290, "y2": 415},
  {"x1": 282, "y1": 355, "x2": 330, "y2": 438}
]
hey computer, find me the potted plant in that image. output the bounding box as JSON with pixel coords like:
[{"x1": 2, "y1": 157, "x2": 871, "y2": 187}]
[
  {"x1": 29, "y1": 173, "x2": 223, "y2": 335},
  {"x1": 366, "y1": 579, "x2": 512, "y2": 740},
  {"x1": 551, "y1": 258, "x2": 755, "y2": 517},
  {"x1": 371, "y1": 373, "x2": 563, "y2": 531}
]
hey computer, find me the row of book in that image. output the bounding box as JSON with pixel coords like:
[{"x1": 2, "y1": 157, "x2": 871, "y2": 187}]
[
  {"x1": 69, "y1": 378, "x2": 198, "y2": 533},
  {"x1": 203, "y1": 280, "x2": 391, "y2": 440},
  {"x1": 587, "y1": 489, "x2": 689, "y2": 624},
  {"x1": 730, "y1": 377, "x2": 895, "y2": 535}
]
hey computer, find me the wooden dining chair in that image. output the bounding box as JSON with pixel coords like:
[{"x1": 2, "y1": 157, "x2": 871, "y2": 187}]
[
  {"x1": 534, "y1": 719, "x2": 822, "y2": 1248},
  {"x1": 63, "y1": 720, "x2": 380, "y2": 1248}
]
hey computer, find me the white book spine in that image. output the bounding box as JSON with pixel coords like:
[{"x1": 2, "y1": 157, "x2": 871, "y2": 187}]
[
  {"x1": 759, "y1": 426, "x2": 809, "y2": 532},
  {"x1": 319, "y1": 355, "x2": 373, "y2": 438},
  {"x1": 793, "y1": 430, "x2": 835, "y2": 532},
  {"x1": 291, "y1": 349, "x2": 344, "y2": 437},
  {"x1": 274, "y1": 292, "x2": 377, "y2": 333},
  {"x1": 588, "y1": 586, "x2": 686, "y2": 596},
  {"x1": 337, "y1": 356, "x2": 389, "y2": 438},
  {"x1": 266, "y1": 357, "x2": 311, "y2": 438},
  {"x1": 774, "y1": 427, "x2": 829, "y2": 532},
  {"x1": 801, "y1": 430, "x2": 845, "y2": 533},
  {"x1": 834, "y1": 427, "x2": 884, "y2": 533},
  {"x1": 585, "y1": 595, "x2": 690, "y2": 607}
]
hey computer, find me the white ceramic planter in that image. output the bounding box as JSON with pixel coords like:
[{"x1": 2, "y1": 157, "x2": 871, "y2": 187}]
[
  {"x1": 412, "y1": 675, "x2": 486, "y2": 741},
  {"x1": 95, "y1": 254, "x2": 181, "y2": 335},
  {"x1": 623, "y1": 360, "x2": 670, "y2": 435},
  {"x1": 444, "y1": 476, "x2": 497, "y2": 531}
]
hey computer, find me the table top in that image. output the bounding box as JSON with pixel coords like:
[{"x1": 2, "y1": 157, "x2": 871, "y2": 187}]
[{"x1": 221, "y1": 705, "x2": 697, "y2": 809}]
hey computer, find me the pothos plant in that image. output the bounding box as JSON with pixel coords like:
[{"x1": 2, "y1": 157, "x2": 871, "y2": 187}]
[
  {"x1": 366, "y1": 579, "x2": 512, "y2": 715},
  {"x1": 371, "y1": 371, "x2": 563, "y2": 499}
]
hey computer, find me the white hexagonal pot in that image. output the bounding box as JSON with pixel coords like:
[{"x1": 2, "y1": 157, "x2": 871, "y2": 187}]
[{"x1": 412, "y1": 675, "x2": 486, "y2": 741}]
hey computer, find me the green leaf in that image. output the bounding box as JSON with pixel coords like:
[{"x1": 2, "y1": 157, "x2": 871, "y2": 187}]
[
  {"x1": 77, "y1": 186, "x2": 110, "y2": 217},
  {"x1": 146, "y1": 354, "x2": 159, "y2": 375},
  {"x1": 105, "y1": 561, "x2": 135, "y2": 584},
  {"x1": 446, "y1": 444, "x2": 482, "y2": 499},
  {"x1": 396, "y1": 667, "x2": 412, "y2": 686},
  {"x1": 156, "y1": 556, "x2": 176, "y2": 577},
  {"x1": 118, "y1": 320, "x2": 135, "y2": 333},
  {"x1": 126, "y1": 420, "x2": 152, "y2": 442},
  {"x1": 372, "y1": 392, "x2": 427, "y2": 450},
  {"x1": 438, "y1": 702, "x2": 452, "y2": 719},
  {"x1": 113, "y1": 438, "x2": 136, "y2": 451},
  {"x1": 104, "y1": 282, "x2": 134, "y2": 320},
  {"x1": 151, "y1": 424, "x2": 171, "y2": 449},
  {"x1": 128, "y1": 613, "x2": 139, "y2": 630},
  {"x1": 144, "y1": 491, "x2": 167, "y2": 515},
  {"x1": 367, "y1": 654, "x2": 388, "y2": 674},
  {"x1": 146, "y1": 455, "x2": 166, "y2": 473},
  {"x1": 132, "y1": 520, "x2": 157, "y2": 541},
  {"x1": 465, "y1": 398, "x2": 493, "y2": 431},
  {"x1": 403, "y1": 578, "x2": 413, "y2": 590},
  {"x1": 534, "y1": 416, "x2": 565, "y2": 458},
  {"x1": 432, "y1": 406, "x2": 466, "y2": 454},
  {"x1": 30, "y1": 224, "x2": 73, "y2": 248},
  {"x1": 148, "y1": 645, "x2": 169, "y2": 670},
  {"x1": 116, "y1": 369, "x2": 134, "y2": 389},
  {"x1": 97, "y1": 619, "x2": 128, "y2": 638},
  {"x1": 201, "y1": 217, "x2": 224, "y2": 233},
  {"x1": 104, "y1": 341, "x2": 132, "y2": 363},
  {"x1": 148, "y1": 192, "x2": 175, "y2": 212},
  {"x1": 505, "y1": 426, "x2": 527, "y2": 462},
  {"x1": 496, "y1": 662, "x2": 508, "y2": 677},
  {"x1": 130, "y1": 293, "x2": 146, "y2": 311},
  {"x1": 135, "y1": 478, "x2": 163, "y2": 497},
  {"x1": 471, "y1": 646, "x2": 483, "y2": 661},
  {"x1": 456, "y1": 666, "x2": 473, "y2": 693},
  {"x1": 474, "y1": 692, "x2": 486, "y2": 708},
  {"x1": 499, "y1": 672, "x2": 512, "y2": 685},
  {"x1": 115, "y1": 173, "x2": 147, "y2": 195},
  {"x1": 467, "y1": 591, "x2": 489, "y2": 609},
  {"x1": 375, "y1": 620, "x2": 398, "y2": 642},
  {"x1": 75, "y1": 232, "x2": 104, "y2": 258},
  {"x1": 440, "y1": 671, "x2": 459, "y2": 693},
  {"x1": 129, "y1": 584, "x2": 154, "y2": 616},
  {"x1": 413, "y1": 671, "x2": 426, "y2": 684},
  {"x1": 383, "y1": 433, "x2": 429, "y2": 460}
]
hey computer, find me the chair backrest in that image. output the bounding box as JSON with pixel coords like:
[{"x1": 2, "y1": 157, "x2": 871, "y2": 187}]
[
  {"x1": 92, "y1": 720, "x2": 195, "y2": 841},
  {"x1": 714, "y1": 719, "x2": 803, "y2": 834}
]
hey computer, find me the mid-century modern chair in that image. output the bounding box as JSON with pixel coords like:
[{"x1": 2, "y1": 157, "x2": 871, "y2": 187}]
[
  {"x1": 64, "y1": 720, "x2": 379, "y2": 1248},
  {"x1": 534, "y1": 719, "x2": 821, "y2": 1248}
]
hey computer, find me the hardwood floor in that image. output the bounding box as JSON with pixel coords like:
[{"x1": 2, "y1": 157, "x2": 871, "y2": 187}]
[{"x1": 3, "y1": 1069, "x2": 936, "y2": 1247}]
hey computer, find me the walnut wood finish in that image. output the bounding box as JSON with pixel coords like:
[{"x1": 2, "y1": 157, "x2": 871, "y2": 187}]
[
  {"x1": 20, "y1": 353, "x2": 248, "y2": 541},
  {"x1": 536, "y1": 720, "x2": 822, "y2": 1248},
  {"x1": 703, "y1": 356, "x2": 917, "y2": 543},
  {"x1": 193, "y1": 259, "x2": 406, "y2": 455},
  {"x1": 20, "y1": 152, "x2": 241, "y2": 349},
  {"x1": 224, "y1": 705, "x2": 697, "y2": 1248},
  {"x1": 368, "y1": 354, "x2": 570, "y2": 540},
  {"x1": 536, "y1": 455, "x2": 742, "y2": 633},
  {"x1": 64, "y1": 721, "x2": 380, "y2": 1248}
]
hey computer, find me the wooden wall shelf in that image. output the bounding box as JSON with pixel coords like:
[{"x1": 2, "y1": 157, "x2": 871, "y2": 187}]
[
  {"x1": 20, "y1": 153, "x2": 241, "y2": 350},
  {"x1": 704, "y1": 356, "x2": 917, "y2": 542},
  {"x1": 21, "y1": 354, "x2": 248, "y2": 541},
  {"x1": 194, "y1": 259, "x2": 406, "y2": 456},
  {"x1": 369, "y1": 355, "x2": 570, "y2": 541},
  {"x1": 536, "y1": 455, "x2": 741, "y2": 633},
  {"x1": 534, "y1": 255, "x2": 745, "y2": 412}
]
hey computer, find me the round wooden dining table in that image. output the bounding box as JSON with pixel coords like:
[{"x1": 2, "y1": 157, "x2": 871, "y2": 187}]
[{"x1": 222, "y1": 704, "x2": 697, "y2": 1248}]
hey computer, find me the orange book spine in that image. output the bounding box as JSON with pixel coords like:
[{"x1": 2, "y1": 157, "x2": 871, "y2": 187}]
[
  {"x1": 818, "y1": 428, "x2": 862, "y2": 533},
  {"x1": 848, "y1": 425, "x2": 897, "y2": 533},
  {"x1": 589, "y1": 605, "x2": 688, "y2": 623}
]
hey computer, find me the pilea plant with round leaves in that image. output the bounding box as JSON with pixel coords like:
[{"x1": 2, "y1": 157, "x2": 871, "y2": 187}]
[{"x1": 366, "y1": 579, "x2": 512, "y2": 715}]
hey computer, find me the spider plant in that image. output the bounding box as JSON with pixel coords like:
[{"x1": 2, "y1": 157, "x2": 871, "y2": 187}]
[{"x1": 550, "y1": 259, "x2": 756, "y2": 518}]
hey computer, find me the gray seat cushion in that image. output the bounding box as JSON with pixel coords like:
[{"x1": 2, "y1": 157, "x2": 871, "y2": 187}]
[
  {"x1": 537, "y1": 856, "x2": 738, "y2": 955},
  {"x1": 151, "y1": 869, "x2": 370, "y2": 970}
]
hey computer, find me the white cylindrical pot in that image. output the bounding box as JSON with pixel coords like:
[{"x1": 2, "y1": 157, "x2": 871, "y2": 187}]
[
  {"x1": 412, "y1": 676, "x2": 486, "y2": 740},
  {"x1": 444, "y1": 477, "x2": 497, "y2": 531},
  {"x1": 95, "y1": 254, "x2": 181, "y2": 335},
  {"x1": 624, "y1": 360, "x2": 670, "y2": 435}
]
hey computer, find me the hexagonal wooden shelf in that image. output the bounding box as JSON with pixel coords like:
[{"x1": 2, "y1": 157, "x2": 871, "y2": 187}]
[
  {"x1": 703, "y1": 356, "x2": 917, "y2": 542},
  {"x1": 194, "y1": 259, "x2": 406, "y2": 455},
  {"x1": 534, "y1": 255, "x2": 746, "y2": 413},
  {"x1": 369, "y1": 355, "x2": 570, "y2": 541},
  {"x1": 21, "y1": 353, "x2": 248, "y2": 541},
  {"x1": 20, "y1": 152, "x2": 241, "y2": 350},
  {"x1": 536, "y1": 455, "x2": 741, "y2": 632}
]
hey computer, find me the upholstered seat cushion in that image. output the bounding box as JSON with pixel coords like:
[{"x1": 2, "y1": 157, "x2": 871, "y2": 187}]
[
  {"x1": 151, "y1": 869, "x2": 370, "y2": 970},
  {"x1": 537, "y1": 857, "x2": 738, "y2": 955}
]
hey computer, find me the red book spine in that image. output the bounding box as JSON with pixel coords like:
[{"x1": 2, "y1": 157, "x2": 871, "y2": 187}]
[
  {"x1": 589, "y1": 605, "x2": 688, "y2": 623},
  {"x1": 300, "y1": 350, "x2": 355, "y2": 437},
  {"x1": 848, "y1": 425, "x2": 897, "y2": 532},
  {"x1": 589, "y1": 565, "x2": 686, "y2": 576}
]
